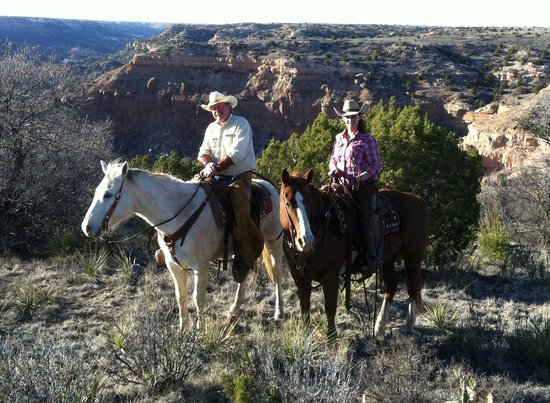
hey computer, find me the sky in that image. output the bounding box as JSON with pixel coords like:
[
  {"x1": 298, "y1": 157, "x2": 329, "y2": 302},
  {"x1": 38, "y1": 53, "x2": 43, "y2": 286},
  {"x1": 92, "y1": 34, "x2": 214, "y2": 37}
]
[{"x1": 1, "y1": 0, "x2": 549, "y2": 27}]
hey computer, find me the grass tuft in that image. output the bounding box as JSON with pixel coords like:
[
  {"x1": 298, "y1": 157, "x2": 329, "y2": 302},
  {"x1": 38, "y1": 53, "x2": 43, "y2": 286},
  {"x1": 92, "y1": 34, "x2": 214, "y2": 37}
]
[{"x1": 75, "y1": 243, "x2": 109, "y2": 282}]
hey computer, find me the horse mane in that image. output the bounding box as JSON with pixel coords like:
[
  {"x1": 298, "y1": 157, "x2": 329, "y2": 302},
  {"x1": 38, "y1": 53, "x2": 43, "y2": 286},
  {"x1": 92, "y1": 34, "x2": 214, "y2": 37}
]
[{"x1": 126, "y1": 167, "x2": 190, "y2": 186}]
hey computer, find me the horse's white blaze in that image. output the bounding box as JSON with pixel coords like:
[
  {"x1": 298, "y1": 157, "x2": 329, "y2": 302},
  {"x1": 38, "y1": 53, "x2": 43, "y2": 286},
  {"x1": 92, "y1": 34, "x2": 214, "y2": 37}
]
[
  {"x1": 81, "y1": 161, "x2": 131, "y2": 237},
  {"x1": 81, "y1": 180, "x2": 112, "y2": 236},
  {"x1": 294, "y1": 191, "x2": 314, "y2": 252},
  {"x1": 81, "y1": 160, "x2": 285, "y2": 329}
]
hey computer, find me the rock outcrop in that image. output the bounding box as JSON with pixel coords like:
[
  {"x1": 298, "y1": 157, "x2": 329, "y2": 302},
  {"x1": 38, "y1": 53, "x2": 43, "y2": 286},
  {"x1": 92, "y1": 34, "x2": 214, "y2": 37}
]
[
  {"x1": 84, "y1": 54, "x2": 361, "y2": 156},
  {"x1": 460, "y1": 89, "x2": 550, "y2": 173}
]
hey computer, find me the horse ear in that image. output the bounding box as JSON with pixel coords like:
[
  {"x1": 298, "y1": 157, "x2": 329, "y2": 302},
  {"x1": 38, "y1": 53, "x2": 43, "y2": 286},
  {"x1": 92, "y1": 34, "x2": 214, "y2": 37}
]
[
  {"x1": 304, "y1": 168, "x2": 314, "y2": 183},
  {"x1": 281, "y1": 168, "x2": 290, "y2": 184},
  {"x1": 121, "y1": 161, "x2": 128, "y2": 176},
  {"x1": 101, "y1": 160, "x2": 108, "y2": 174}
]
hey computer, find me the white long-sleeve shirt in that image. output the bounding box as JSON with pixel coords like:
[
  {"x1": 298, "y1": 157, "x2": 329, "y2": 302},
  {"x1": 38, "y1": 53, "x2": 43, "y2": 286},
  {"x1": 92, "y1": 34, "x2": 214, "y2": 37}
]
[{"x1": 197, "y1": 113, "x2": 257, "y2": 176}]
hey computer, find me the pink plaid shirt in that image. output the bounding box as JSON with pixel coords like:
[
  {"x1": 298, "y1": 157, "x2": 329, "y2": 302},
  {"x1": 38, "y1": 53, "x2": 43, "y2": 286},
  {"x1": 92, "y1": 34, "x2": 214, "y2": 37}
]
[{"x1": 329, "y1": 129, "x2": 382, "y2": 189}]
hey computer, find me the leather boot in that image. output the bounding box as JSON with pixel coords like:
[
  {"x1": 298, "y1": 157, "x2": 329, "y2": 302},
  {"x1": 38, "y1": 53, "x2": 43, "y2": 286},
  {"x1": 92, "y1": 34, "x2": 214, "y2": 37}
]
[{"x1": 232, "y1": 243, "x2": 250, "y2": 283}]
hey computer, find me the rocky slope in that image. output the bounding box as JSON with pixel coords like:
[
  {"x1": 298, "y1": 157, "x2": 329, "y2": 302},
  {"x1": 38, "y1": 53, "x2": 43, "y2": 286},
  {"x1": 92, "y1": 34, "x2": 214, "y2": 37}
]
[
  {"x1": 80, "y1": 23, "x2": 550, "y2": 166},
  {"x1": 461, "y1": 88, "x2": 550, "y2": 173}
]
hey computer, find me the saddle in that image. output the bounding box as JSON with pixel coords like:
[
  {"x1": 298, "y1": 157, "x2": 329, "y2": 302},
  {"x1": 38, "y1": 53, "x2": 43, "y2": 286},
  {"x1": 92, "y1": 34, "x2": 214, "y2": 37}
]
[
  {"x1": 321, "y1": 184, "x2": 401, "y2": 264},
  {"x1": 200, "y1": 177, "x2": 272, "y2": 274},
  {"x1": 376, "y1": 193, "x2": 400, "y2": 235},
  {"x1": 202, "y1": 177, "x2": 273, "y2": 230}
]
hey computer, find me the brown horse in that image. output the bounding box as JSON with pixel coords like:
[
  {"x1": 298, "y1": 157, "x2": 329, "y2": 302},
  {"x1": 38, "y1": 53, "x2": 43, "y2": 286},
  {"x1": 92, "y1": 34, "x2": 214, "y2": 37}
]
[{"x1": 280, "y1": 168, "x2": 429, "y2": 338}]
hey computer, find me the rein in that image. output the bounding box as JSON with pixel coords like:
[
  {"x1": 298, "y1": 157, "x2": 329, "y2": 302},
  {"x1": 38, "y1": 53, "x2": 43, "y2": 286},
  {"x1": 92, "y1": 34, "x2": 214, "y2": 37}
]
[{"x1": 101, "y1": 180, "x2": 203, "y2": 245}]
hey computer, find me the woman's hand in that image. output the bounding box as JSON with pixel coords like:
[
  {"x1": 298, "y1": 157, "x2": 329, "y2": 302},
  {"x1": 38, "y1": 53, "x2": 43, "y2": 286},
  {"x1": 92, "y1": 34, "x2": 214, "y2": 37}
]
[{"x1": 355, "y1": 171, "x2": 371, "y2": 182}]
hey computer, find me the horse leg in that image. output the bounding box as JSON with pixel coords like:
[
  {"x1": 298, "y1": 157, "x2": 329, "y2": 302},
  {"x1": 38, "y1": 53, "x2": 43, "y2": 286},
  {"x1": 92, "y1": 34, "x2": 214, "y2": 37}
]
[
  {"x1": 192, "y1": 265, "x2": 210, "y2": 329},
  {"x1": 405, "y1": 256, "x2": 424, "y2": 333},
  {"x1": 374, "y1": 259, "x2": 398, "y2": 338},
  {"x1": 166, "y1": 262, "x2": 190, "y2": 331},
  {"x1": 229, "y1": 278, "x2": 248, "y2": 320},
  {"x1": 322, "y1": 276, "x2": 339, "y2": 340},
  {"x1": 291, "y1": 271, "x2": 312, "y2": 326},
  {"x1": 261, "y1": 239, "x2": 285, "y2": 320}
]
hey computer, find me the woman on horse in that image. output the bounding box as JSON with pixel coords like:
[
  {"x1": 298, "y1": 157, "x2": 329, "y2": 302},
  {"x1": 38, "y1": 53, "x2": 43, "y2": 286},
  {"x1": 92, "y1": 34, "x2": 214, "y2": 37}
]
[{"x1": 328, "y1": 99, "x2": 383, "y2": 277}]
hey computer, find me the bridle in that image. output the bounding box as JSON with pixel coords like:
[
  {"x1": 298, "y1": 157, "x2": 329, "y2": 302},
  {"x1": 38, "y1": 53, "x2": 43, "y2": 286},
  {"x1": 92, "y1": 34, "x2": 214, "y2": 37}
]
[
  {"x1": 102, "y1": 179, "x2": 125, "y2": 233},
  {"x1": 282, "y1": 186, "x2": 314, "y2": 270},
  {"x1": 100, "y1": 175, "x2": 203, "y2": 239}
]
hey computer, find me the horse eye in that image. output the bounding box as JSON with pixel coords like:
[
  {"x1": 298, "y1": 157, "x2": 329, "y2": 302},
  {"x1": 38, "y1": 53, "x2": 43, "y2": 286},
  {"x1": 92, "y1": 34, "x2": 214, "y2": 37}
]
[{"x1": 103, "y1": 192, "x2": 113, "y2": 199}]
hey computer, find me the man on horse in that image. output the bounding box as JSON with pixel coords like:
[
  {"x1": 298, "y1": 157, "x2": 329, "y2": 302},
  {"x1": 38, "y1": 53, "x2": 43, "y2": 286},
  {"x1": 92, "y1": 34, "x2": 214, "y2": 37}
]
[
  {"x1": 329, "y1": 99, "x2": 383, "y2": 277},
  {"x1": 197, "y1": 91, "x2": 264, "y2": 283}
]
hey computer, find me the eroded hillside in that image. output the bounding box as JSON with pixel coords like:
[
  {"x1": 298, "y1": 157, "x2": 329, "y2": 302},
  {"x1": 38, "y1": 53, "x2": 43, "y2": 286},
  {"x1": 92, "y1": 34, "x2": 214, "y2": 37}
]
[{"x1": 82, "y1": 23, "x2": 550, "y2": 164}]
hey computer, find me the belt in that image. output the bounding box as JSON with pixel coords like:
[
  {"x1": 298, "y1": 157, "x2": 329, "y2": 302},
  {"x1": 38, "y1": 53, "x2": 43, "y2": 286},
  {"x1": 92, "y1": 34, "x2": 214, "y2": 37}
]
[{"x1": 214, "y1": 174, "x2": 241, "y2": 185}]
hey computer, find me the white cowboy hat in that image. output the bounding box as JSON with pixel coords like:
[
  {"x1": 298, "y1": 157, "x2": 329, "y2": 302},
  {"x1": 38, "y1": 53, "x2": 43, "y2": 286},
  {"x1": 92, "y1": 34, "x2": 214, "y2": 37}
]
[
  {"x1": 200, "y1": 91, "x2": 238, "y2": 111},
  {"x1": 333, "y1": 99, "x2": 369, "y2": 117}
]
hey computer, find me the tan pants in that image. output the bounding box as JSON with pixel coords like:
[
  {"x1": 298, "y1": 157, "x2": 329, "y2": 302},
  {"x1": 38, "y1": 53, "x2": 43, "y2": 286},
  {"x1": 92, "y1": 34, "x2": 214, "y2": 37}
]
[{"x1": 229, "y1": 171, "x2": 264, "y2": 270}]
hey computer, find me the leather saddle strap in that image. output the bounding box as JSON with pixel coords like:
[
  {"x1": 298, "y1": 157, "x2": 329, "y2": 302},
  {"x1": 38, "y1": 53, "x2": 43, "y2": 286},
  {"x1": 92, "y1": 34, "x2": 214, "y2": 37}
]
[{"x1": 164, "y1": 186, "x2": 213, "y2": 252}]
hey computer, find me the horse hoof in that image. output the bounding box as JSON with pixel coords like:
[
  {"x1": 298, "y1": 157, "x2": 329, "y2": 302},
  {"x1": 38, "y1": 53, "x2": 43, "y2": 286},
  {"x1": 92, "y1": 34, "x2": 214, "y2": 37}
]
[{"x1": 274, "y1": 310, "x2": 285, "y2": 321}]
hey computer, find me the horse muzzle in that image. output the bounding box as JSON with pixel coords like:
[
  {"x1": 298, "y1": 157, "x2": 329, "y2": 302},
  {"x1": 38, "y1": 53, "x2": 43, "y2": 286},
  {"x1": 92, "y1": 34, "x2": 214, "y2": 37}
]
[
  {"x1": 82, "y1": 221, "x2": 101, "y2": 238},
  {"x1": 295, "y1": 236, "x2": 314, "y2": 253}
]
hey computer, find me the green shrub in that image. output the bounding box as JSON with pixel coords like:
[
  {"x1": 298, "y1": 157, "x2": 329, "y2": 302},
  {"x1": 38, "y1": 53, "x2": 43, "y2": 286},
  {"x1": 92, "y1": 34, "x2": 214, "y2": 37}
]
[
  {"x1": 477, "y1": 207, "x2": 511, "y2": 265},
  {"x1": 220, "y1": 373, "x2": 255, "y2": 403},
  {"x1": 130, "y1": 151, "x2": 201, "y2": 180}
]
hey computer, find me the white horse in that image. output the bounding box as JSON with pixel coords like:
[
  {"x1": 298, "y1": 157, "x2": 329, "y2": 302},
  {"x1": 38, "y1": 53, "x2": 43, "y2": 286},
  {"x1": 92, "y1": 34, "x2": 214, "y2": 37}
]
[{"x1": 81, "y1": 160, "x2": 285, "y2": 329}]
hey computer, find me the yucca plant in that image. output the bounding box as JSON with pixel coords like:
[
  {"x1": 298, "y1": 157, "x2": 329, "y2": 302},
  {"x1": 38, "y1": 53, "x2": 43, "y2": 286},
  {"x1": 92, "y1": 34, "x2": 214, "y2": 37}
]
[
  {"x1": 12, "y1": 285, "x2": 59, "y2": 318},
  {"x1": 108, "y1": 306, "x2": 203, "y2": 395},
  {"x1": 75, "y1": 244, "x2": 109, "y2": 282},
  {"x1": 198, "y1": 316, "x2": 236, "y2": 354},
  {"x1": 281, "y1": 314, "x2": 325, "y2": 362},
  {"x1": 39, "y1": 229, "x2": 81, "y2": 258},
  {"x1": 425, "y1": 301, "x2": 460, "y2": 332},
  {"x1": 512, "y1": 315, "x2": 550, "y2": 369},
  {"x1": 110, "y1": 321, "x2": 133, "y2": 351},
  {"x1": 111, "y1": 244, "x2": 135, "y2": 277}
]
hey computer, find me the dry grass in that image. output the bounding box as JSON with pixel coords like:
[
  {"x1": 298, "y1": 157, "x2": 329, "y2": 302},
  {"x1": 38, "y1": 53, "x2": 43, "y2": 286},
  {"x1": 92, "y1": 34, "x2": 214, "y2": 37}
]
[{"x1": 0, "y1": 246, "x2": 549, "y2": 402}]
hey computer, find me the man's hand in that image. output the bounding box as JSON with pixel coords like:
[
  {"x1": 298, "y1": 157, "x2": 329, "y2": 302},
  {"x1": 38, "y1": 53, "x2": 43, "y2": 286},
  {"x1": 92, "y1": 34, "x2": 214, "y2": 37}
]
[
  {"x1": 328, "y1": 168, "x2": 339, "y2": 177},
  {"x1": 199, "y1": 162, "x2": 217, "y2": 178}
]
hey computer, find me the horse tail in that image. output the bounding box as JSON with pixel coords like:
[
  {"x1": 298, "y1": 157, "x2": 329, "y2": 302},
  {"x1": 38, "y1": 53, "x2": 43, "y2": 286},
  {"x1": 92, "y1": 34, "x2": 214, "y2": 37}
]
[{"x1": 261, "y1": 242, "x2": 275, "y2": 282}]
